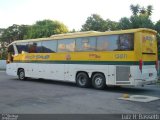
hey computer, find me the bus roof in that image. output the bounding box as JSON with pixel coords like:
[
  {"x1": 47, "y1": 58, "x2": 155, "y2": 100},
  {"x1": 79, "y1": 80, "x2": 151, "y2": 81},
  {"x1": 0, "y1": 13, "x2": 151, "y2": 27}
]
[{"x1": 10, "y1": 28, "x2": 157, "y2": 44}]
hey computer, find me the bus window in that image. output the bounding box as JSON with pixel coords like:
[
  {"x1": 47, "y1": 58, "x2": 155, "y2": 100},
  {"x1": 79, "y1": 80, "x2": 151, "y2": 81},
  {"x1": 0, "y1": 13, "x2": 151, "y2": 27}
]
[
  {"x1": 97, "y1": 34, "x2": 134, "y2": 51},
  {"x1": 28, "y1": 42, "x2": 43, "y2": 53},
  {"x1": 76, "y1": 37, "x2": 96, "y2": 51},
  {"x1": 119, "y1": 34, "x2": 134, "y2": 51},
  {"x1": 42, "y1": 40, "x2": 57, "y2": 53},
  {"x1": 58, "y1": 39, "x2": 75, "y2": 52},
  {"x1": 35, "y1": 42, "x2": 42, "y2": 53},
  {"x1": 16, "y1": 42, "x2": 29, "y2": 54},
  {"x1": 97, "y1": 35, "x2": 119, "y2": 51}
]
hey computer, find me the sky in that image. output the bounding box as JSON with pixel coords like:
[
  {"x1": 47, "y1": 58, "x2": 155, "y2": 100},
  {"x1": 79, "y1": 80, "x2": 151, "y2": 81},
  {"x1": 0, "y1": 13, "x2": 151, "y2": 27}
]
[{"x1": 0, "y1": 0, "x2": 159, "y2": 31}]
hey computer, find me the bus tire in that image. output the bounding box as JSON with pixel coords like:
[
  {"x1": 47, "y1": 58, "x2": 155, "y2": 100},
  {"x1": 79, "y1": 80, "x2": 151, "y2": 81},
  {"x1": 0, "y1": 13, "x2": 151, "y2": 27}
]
[
  {"x1": 18, "y1": 69, "x2": 26, "y2": 80},
  {"x1": 92, "y1": 73, "x2": 106, "y2": 90},
  {"x1": 76, "y1": 72, "x2": 90, "y2": 88}
]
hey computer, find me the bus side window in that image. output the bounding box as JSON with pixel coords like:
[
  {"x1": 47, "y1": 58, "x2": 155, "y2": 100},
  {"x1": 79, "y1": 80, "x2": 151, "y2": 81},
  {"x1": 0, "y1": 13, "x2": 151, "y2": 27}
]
[
  {"x1": 119, "y1": 34, "x2": 134, "y2": 51},
  {"x1": 58, "y1": 39, "x2": 75, "y2": 52},
  {"x1": 28, "y1": 42, "x2": 37, "y2": 53},
  {"x1": 97, "y1": 35, "x2": 119, "y2": 51},
  {"x1": 16, "y1": 42, "x2": 29, "y2": 54},
  {"x1": 28, "y1": 42, "x2": 42, "y2": 53},
  {"x1": 42, "y1": 40, "x2": 57, "y2": 53},
  {"x1": 76, "y1": 37, "x2": 96, "y2": 51}
]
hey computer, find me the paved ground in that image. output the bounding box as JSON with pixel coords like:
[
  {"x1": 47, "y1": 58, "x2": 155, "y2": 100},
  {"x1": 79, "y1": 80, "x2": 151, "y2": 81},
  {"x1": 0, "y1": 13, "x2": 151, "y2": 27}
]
[{"x1": 0, "y1": 71, "x2": 160, "y2": 114}]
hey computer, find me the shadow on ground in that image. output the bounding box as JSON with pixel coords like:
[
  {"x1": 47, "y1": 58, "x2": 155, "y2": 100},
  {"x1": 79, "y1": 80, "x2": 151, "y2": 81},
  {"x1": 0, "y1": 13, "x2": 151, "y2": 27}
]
[{"x1": 10, "y1": 77, "x2": 159, "y2": 96}]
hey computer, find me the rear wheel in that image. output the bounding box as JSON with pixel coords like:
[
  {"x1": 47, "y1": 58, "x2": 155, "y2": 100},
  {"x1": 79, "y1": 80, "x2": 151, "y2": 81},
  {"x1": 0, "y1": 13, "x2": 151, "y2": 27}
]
[
  {"x1": 92, "y1": 73, "x2": 106, "y2": 89},
  {"x1": 18, "y1": 69, "x2": 26, "y2": 80},
  {"x1": 76, "y1": 72, "x2": 90, "y2": 88}
]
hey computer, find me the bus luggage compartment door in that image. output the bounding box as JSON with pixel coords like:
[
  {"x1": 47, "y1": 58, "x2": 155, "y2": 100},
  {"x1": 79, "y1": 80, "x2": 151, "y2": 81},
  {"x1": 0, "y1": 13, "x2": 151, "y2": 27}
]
[{"x1": 108, "y1": 66, "x2": 116, "y2": 85}]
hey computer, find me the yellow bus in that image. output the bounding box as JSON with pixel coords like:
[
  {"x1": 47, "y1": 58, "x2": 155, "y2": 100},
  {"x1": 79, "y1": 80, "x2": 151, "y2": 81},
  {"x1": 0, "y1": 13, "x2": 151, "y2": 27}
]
[{"x1": 6, "y1": 28, "x2": 158, "y2": 89}]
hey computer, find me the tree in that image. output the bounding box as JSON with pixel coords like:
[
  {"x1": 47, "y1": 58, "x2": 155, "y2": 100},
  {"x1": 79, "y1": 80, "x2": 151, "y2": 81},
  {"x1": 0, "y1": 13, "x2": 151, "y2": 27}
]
[
  {"x1": 155, "y1": 20, "x2": 160, "y2": 34},
  {"x1": 118, "y1": 17, "x2": 132, "y2": 29},
  {"x1": 155, "y1": 20, "x2": 160, "y2": 41},
  {"x1": 140, "y1": 7, "x2": 146, "y2": 15},
  {"x1": 69, "y1": 29, "x2": 76, "y2": 33},
  {"x1": 118, "y1": 14, "x2": 154, "y2": 30},
  {"x1": 0, "y1": 20, "x2": 68, "y2": 59},
  {"x1": 81, "y1": 14, "x2": 119, "y2": 31},
  {"x1": 130, "y1": 14, "x2": 154, "y2": 29},
  {"x1": 147, "y1": 5, "x2": 153, "y2": 16},
  {"x1": 26, "y1": 20, "x2": 68, "y2": 39},
  {"x1": 0, "y1": 24, "x2": 28, "y2": 43},
  {"x1": 105, "y1": 19, "x2": 119, "y2": 31},
  {"x1": 81, "y1": 14, "x2": 106, "y2": 31},
  {"x1": 130, "y1": 4, "x2": 153, "y2": 16},
  {"x1": 119, "y1": 4, "x2": 154, "y2": 30},
  {"x1": 0, "y1": 28, "x2": 4, "y2": 37},
  {"x1": 130, "y1": 4, "x2": 140, "y2": 16}
]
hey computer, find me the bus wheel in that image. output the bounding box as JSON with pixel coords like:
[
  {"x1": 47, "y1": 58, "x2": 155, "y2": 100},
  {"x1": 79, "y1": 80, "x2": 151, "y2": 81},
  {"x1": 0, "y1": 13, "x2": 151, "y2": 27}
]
[
  {"x1": 76, "y1": 72, "x2": 90, "y2": 88},
  {"x1": 92, "y1": 73, "x2": 106, "y2": 90},
  {"x1": 18, "y1": 69, "x2": 26, "y2": 80}
]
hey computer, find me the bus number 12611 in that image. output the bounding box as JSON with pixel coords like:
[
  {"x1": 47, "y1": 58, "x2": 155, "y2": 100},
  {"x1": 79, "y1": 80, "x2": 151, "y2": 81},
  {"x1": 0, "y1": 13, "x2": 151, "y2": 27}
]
[{"x1": 115, "y1": 54, "x2": 127, "y2": 59}]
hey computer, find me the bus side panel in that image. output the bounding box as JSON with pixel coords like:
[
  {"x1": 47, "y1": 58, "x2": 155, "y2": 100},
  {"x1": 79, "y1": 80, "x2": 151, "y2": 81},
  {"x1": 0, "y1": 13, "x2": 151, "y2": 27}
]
[
  {"x1": 6, "y1": 63, "x2": 17, "y2": 76},
  {"x1": 18, "y1": 63, "x2": 65, "y2": 81},
  {"x1": 130, "y1": 65, "x2": 157, "y2": 86},
  {"x1": 38, "y1": 64, "x2": 65, "y2": 80},
  {"x1": 23, "y1": 63, "x2": 41, "y2": 78}
]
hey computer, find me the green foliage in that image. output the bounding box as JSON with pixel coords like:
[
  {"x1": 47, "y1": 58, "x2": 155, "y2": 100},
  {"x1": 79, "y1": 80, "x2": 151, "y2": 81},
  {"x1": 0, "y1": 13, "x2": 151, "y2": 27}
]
[
  {"x1": 140, "y1": 7, "x2": 146, "y2": 15},
  {"x1": 26, "y1": 20, "x2": 68, "y2": 39},
  {"x1": 81, "y1": 14, "x2": 119, "y2": 31},
  {"x1": 130, "y1": 4, "x2": 140, "y2": 16},
  {"x1": 0, "y1": 48, "x2": 7, "y2": 59},
  {"x1": 105, "y1": 19, "x2": 119, "y2": 31},
  {"x1": 0, "y1": 42, "x2": 7, "y2": 60},
  {"x1": 0, "y1": 20, "x2": 68, "y2": 59},
  {"x1": 130, "y1": 14, "x2": 154, "y2": 29},
  {"x1": 81, "y1": 14, "x2": 106, "y2": 31},
  {"x1": 147, "y1": 5, "x2": 153, "y2": 16},
  {"x1": 0, "y1": 20, "x2": 68, "y2": 43},
  {"x1": 119, "y1": 4, "x2": 154, "y2": 30},
  {"x1": 0, "y1": 24, "x2": 28, "y2": 43},
  {"x1": 69, "y1": 29, "x2": 76, "y2": 33},
  {"x1": 155, "y1": 20, "x2": 160, "y2": 34},
  {"x1": 81, "y1": 4, "x2": 155, "y2": 32},
  {"x1": 130, "y1": 4, "x2": 153, "y2": 16},
  {"x1": 118, "y1": 17, "x2": 132, "y2": 29}
]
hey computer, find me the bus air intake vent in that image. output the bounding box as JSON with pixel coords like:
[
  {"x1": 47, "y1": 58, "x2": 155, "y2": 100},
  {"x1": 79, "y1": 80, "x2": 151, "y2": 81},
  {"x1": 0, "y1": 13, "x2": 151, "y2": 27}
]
[{"x1": 116, "y1": 66, "x2": 130, "y2": 81}]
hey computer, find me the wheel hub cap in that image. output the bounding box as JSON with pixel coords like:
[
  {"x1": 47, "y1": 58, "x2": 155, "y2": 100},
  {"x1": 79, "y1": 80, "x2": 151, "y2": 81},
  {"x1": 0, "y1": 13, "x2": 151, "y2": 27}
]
[{"x1": 95, "y1": 77, "x2": 102, "y2": 86}]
